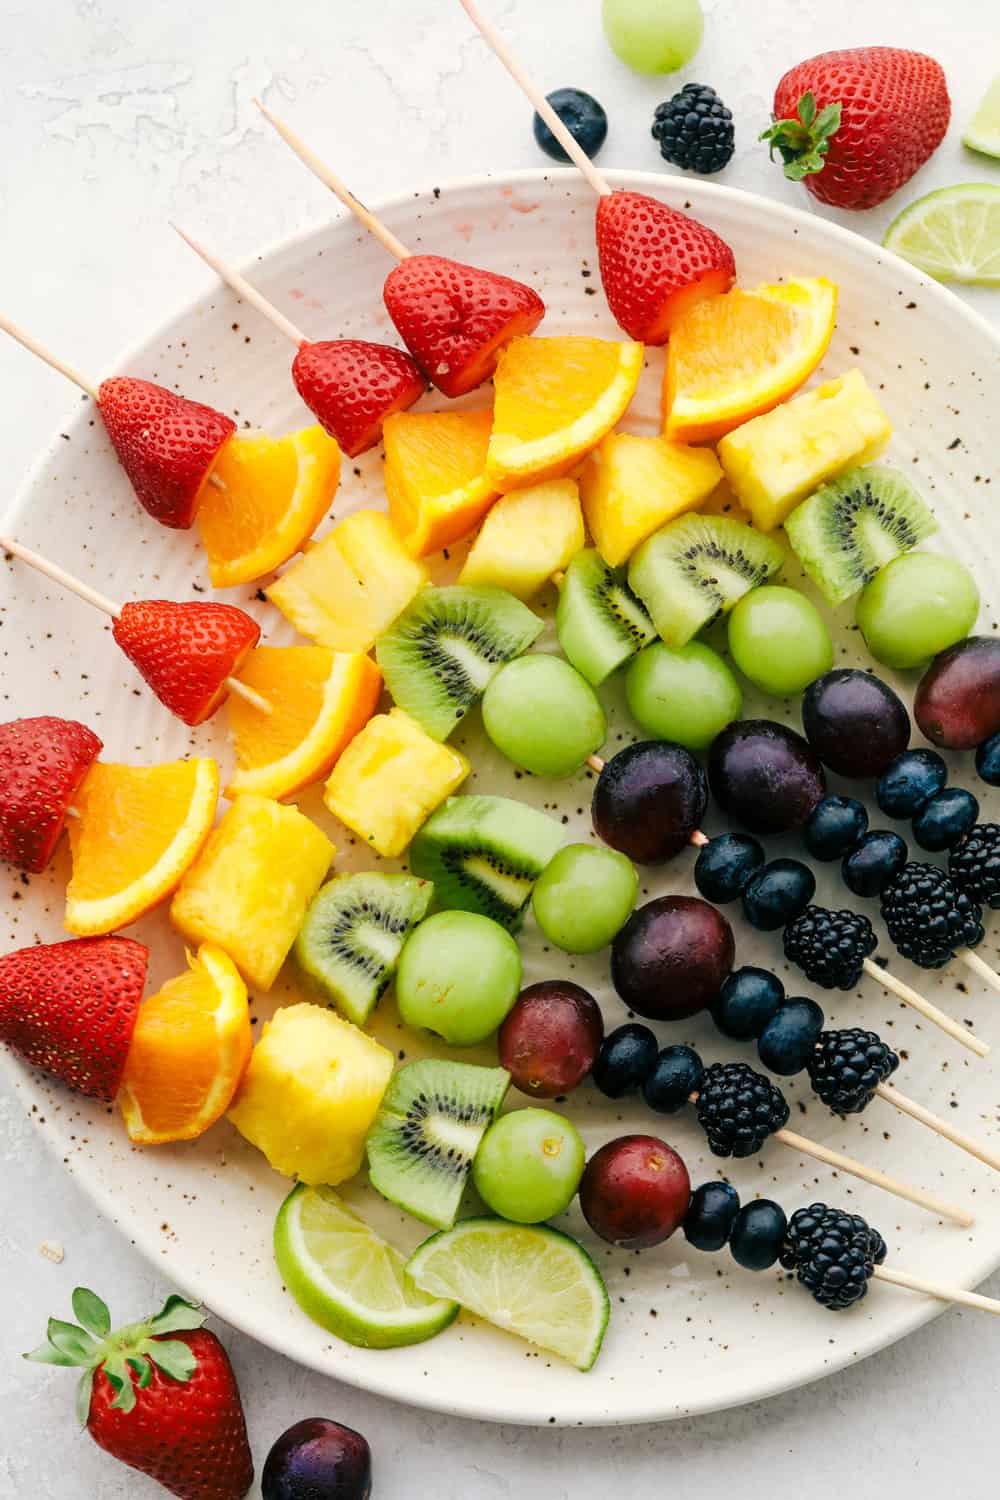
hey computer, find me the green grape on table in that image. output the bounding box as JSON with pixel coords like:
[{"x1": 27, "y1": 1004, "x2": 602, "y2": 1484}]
[
  {"x1": 482, "y1": 654, "x2": 606, "y2": 778},
  {"x1": 625, "y1": 640, "x2": 741, "y2": 749},
  {"x1": 532, "y1": 843, "x2": 638, "y2": 953},
  {"x1": 856, "y1": 552, "x2": 979, "y2": 670},
  {"x1": 727, "y1": 585, "x2": 833, "y2": 698},
  {"x1": 602, "y1": 0, "x2": 703, "y2": 74},
  {"x1": 396, "y1": 911, "x2": 522, "y2": 1046},
  {"x1": 472, "y1": 1108, "x2": 585, "y2": 1224}
]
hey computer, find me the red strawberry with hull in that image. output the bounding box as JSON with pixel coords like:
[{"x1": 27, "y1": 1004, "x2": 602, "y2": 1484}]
[
  {"x1": 595, "y1": 192, "x2": 736, "y2": 344},
  {"x1": 0, "y1": 936, "x2": 147, "y2": 1100},
  {"x1": 383, "y1": 254, "x2": 545, "y2": 397},
  {"x1": 292, "y1": 337, "x2": 425, "y2": 456},
  {"x1": 98, "y1": 377, "x2": 236, "y2": 530},
  {"x1": 0, "y1": 715, "x2": 102, "y2": 872},
  {"x1": 112, "y1": 599, "x2": 261, "y2": 726}
]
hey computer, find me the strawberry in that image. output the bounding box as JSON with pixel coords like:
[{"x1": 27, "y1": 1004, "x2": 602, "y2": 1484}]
[
  {"x1": 292, "y1": 337, "x2": 425, "y2": 456},
  {"x1": 27, "y1": 1289, "x2": 253, "y2": 1500},
  {"x1": 0, "y1": 715, "x2": 102, "y2": 872},
  {"x1": 98, "y1": 377, "x2": 236, "y2": 530},
  {"x1": 383, "y1": 254, "x2": 545, "y2": 397},
  {"x1": 763, "y1": 49, "x2": 950, "y2": 211},
  {"x1": 595, "y1": 192, "x2": 736, "y2": 344},
  {"x1": 112, "y1": 600, "x2": 260, "y2": 726},
  {"x1": 0, "y1": 936, "x2": 146, "y2": 1100}
]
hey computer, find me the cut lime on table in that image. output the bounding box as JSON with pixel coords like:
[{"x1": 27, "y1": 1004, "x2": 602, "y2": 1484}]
[
  {"x1": 883, "y1": 184, "x2": 1000, "y2": 286},
  {"x1": 407, "y1": 1218, "x2": 610, "y2": 1371},
  {"x1": 963, "y1": 74, "x2": 1000, "y2": 159},
  {"x1": 274, "y1": 1184, "x2": 458, "y2": 1349}
]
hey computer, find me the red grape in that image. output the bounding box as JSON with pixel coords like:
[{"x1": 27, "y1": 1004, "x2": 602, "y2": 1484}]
[
  {"x1": 592, "y1": 741, "x2": 707, "y2": 863},
  {"x1": 801, "y1": 669, "x2": 910, "y2": 777},
  {"x1": 498, "y1": 981, "x2": 604, "y2": 1098},
  {"x1": 708, "y1": 720, "x2": 826, "y2": 834},
  {"x1": 611, "y1": 895, "x2": 734, "y2": 1021},
  {"x1": 915, "y1": 637, "x2": 1000, "y2": 749},
  {"x1": 580, "y1": 1135, "x2": 691, "y2": 1249},
  {"x1": 262, "y1": 1418, "x2": 371, "y2": 1500}
]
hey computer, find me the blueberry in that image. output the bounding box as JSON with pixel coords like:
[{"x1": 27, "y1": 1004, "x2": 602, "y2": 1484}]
[
  {"x1": 741, "y1": 859, "x2": 815, "y2": 931},
  {"x1": 912, "y1": 787, "x2": 980, "y2": 851},
  {"x1": 842, "y1": 830, "x2": 908, "y2": 897},
  {"x1": 533, "y1": 88, "x2": 608, "y2": 162},
  {"x1": 710, "y1": 966, "x2": 785, "y2": 1040},
  {"x1": 757, "y1": 997, "x2": 825, "y2": 1075},
  {"x1": 976, "y1": 733, "x2": 1000, "y2": 788},
  {"x1": 262, "y1": 1419, "x2": 372, "y2": 1500},
  {"x1": 683, "y1": 1180, "x2": 740, "y2": 1252},
  {"x1": 803, "y1": 797, "x2": 868, "y2": 861},
  {"x1": 642, "y1": 1044, "x2": 704, "y2": 1114},
  {"x1": 876, "y1": 749, "x2": 947, "y2": 818},
  {"x1": 592, "y1": 1023, "x2": 658, "y2": 1098},
  {"x1": 729, "y1": 1200, "x2": 788, "y2": 1270},
  {"x1": 694, "y1": 832, "x2": 764, "y2": 903}
]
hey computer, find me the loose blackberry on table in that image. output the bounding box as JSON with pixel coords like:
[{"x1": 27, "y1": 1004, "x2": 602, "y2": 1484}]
[{"x1": 651, "y1": 84, "x2": 735, "y2": 174}]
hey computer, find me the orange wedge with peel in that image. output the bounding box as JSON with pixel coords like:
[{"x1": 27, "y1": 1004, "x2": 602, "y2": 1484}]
[{"x1": 383, "y1": 408, "x2": 498, "y2": 558}]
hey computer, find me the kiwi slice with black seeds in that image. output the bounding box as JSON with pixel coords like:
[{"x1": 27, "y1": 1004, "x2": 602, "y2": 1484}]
[{"x1": 556, "y1": 548, "x2": 656, "y2": 685}]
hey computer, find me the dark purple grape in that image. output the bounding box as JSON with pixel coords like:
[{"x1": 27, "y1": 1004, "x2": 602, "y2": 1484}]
[
  {"x1": 915, "y1": 637, "x2": 1000, "y2": 749},
  {"x1": 498, "y1": 981, "x2": 604, "y2": 1098},
  {"x1": 708, "y1": 720, "x2": 826, "y2": 835},
  {"x1": 262, "y1": 1419, "x2": 372, "y2": 1500},
  {"x1": 611, "y1": 895, "x2": 734, "y2": 1021},
  {"x1": 801, "y1": 670, "x2": 910, "y2": 778},
  {"x1": 579, "y1": 1135, "x2": 691, "y2": 1249},
  {"x1": 593, "y1": 742, "x2": 707, "y2": 863}
]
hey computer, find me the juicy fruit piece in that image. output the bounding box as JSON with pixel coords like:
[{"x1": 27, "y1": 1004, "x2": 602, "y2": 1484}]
[
  {"x1": 711, "y1": 966, "x2": 784, "y2": 1040},
  {"x1": 652, "y1": 83, "x2": 735, "y2": 173},
  {"x1": 595, "y1": 191, "x2": 735, "y2": 343},
  {"x1": 856, "y1": 553, "x2": 979, "y2": 669},
  {"x1": 534, "y1": 88, "x2": 608, "y2": 161},
  {"x1": 498, "y1": 981, "x2": 604, "y2": 1096},
  {"x1": 718, "y1": 370, "x2": 892, "y2": 533},
  {"x1": 119, "y1": 944, "x2": 251, "y2": 1146},
  {"x1": 579, "y1": 1135, "x2": 691, "y2": 1250},
  {"x1": 325, "y1": 708, "x2": 470, "y2": 859},
  {"x1": 556, "y1": 548, "x2": 656, "y2": 685},
  {"x1": 263, "y1": 1418, "x2": 373, "y2": 1500},
  {"x1": 112, "y1": 599, "x2": 261, "y2": 726},
  {"x1": 727, "y1": 585, "x2": 833, "y2": 697},
  {"x1": 694, "y1": 833, "x2": 765, "y2": 904},
  {"x1": 884, "y1": 183, "x2": 1000, "y2": 286},
  {"x1": 97, "y1": 376, "x2": 236, "y2": 529},
  {"x1": 593, "y1": 741, "x2": 707, "y2": 863},
  {"x1": 580, "y1": 432, "x2": 721, "y2": 566},
  {"x1": 643, "y1": 1044, "x2": 704, "y2": 1113},
  {"x1": 963, "y1": 74, "x2": 1000, "y2": 158},
  {"x1": 459, "y1": 478, "x2": 584, "y2": 599},
  {"x1": 912, "y1": 788, "x2": 978, "y2": 852},
  {"x1": 843, "y1": 831, "x2": 908, "y2": 896},
  {"x1": 593, "y1": 1023, "x2": 659, "y2": 1098},
  {"x1": 531, "y1": 844, "x2": 638, "y2": 954},
  {"x1": 742, "y1": 860, "x2": 815, "y2": 932},
  {"x1": 383, "y1": 407, "x2": 498, "y2": 557},
  {"x1": 295, "y1": 872, "x2": 433, "y2": 1025},
  {"x1": 375, "y1": 585, "x2": 542, "y2": 742},
  {"x1": 602, "y1": 0, "x2": 703, "y2": 74},
  {"x1": 396, "y1": 910, "x2": 522, "y2": 1046},
  {"x1": 0, "y1": 936, "x2": 146, "y2": 1101},
  {"x1": 709, "y1": 720, "x2": 825, "y2": 834},
  {"x1": 625, "y1": 641, "x2": 741, "y2": 750},
  {"x1": 664, "y1": 277, "x2": 838, "y2": 443},
  {"x1": 66, "y1": 757, "x2": 219, "y2": 937},
  {"x1": 611, "y1": 895, "x2": 734, "y2": 1021},
  {"x1": 408, "y1": 1219, "x2": 609, "y2": 1371},
  {"x1": 291, "y1": 338, "x2": 425, "y2": 457},
  {"x1": 802, "y1": 670, "x2": 910, "y2": 778},
  {"x1": 226, "y1": 647, "x2": 381, "y2": 801},
  {"x1": 628, "y1": 514, "x2": 785, "y2": 647},
  {"x1": 383, "y1": 253, "x2": 545, "y2": 399},
  {"x1": 228, "y1": 1003, "x2": 393, "y2": 1185},
  {"x1": 268, "y1": 509, "x2": 427, "y2": 653},
  {"x1": 481, "y1": 655, "x2": 606, "y2": 778},
  {"x1": 366, "y1": 1058, "x2": 509, "y2": 1229},
  {"x1": 876, "y1": 749, "x2": 947, "y2": 818},
  {"x1": 273, "y1": 1186, "x2": 457, "y2": 1350},
  {"x1": 472, "y1": 1109, "x2": 585, "y2": 1225},
  {"x1": 684, "y1": 1180, "x2": 741, "y2": 1252},
  {"x1": 0, "y1": 715, "x2": 101, "y2": 873},
  {"x1": 805, "y1": 796, "x2": 869, "y2": 860},
  {"x1": 171, "y1": 795, "x2": 333, "y2": 991},
  {"x1": 729, "y1": 1201, "x2": 788, "y2": 1269},
  {"x1": 409, "y1": 794, "x2": 564, "y2": 928},
  {"x1": 914, "y1": 637, "x2": 1000, "y2": 749}
]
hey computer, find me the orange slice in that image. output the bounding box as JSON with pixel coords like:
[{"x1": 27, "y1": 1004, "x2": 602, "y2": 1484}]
[
  {"x1": 383, "y1": 408, "x2": 498, "y2": 557},
  {"x1": 225, "y1": 646, "x2": 382, "y2": 801},
  {"x1": 66, "y1": 758, "x2": 219, "y2": 937},
  {"x1": 663, "y1": 277, "x2": 838, "y2": 443},
  {"x1": 119, "y1": 943, "x2": 251, "y2": 1145},
  {"x1": 487, "y1": 336, "x2": 644, "y2": 490},
  {"x1": 198, "y1": 425, "x2": 341, "y2": 587}
]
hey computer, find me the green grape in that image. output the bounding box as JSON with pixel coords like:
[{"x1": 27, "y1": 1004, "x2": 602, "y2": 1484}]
[
  {"x1": 482, "y1": 654, "x2": 606, "y2": 778},
  {"x1": 602, "y1": 0, "x2": 703, "y2": 74},
  {"x1": 625, "y1": 641, "x2": 742, "y2": 749},
  {"x1": 531, "y1": 843, "x2": 638, "y2": 954},
  {"x1": 472, "y1": 1108, "x2": 585, "y2": 1224},
  {"x1": 396, "y1": 911, "x2": 521, "y2": 1046},
  {"x1": 856, "y1": 553, "x2": 980, "y2": 669},
  {"x1": 727, "y1": 586, "x2": 833, "y2": 697}
]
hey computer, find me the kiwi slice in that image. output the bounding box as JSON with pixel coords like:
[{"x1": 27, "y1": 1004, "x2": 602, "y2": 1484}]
[
  {"x1": 294, "y1": 872, "x2": 434, "y2": 1026},
  {"x1": 409, "y1": 795, "x2": 564, "y2": 930},
  {"x1": 556, "y1": 548, "x2": 656, "y2": 685},
  {"x1": 628, "y1": 515, "x2": 786, "y2": 647},
  {"x1": 784, "y1": 464, "x2": 938, "y2": 606},
  {"x1": 366, "y1": 1058, "x2": 510, "y2": 1229},
  {"x1": 375, "y1": 585, "x2": 543, "y2": 741}
]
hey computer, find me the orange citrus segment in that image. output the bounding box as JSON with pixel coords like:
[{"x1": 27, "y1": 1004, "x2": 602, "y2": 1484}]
[
  {"x1": 119, "y1": 944, "x2": 251, "y2": 1145},
  {"x1": 65, "y1": 758, "x2": 219, "y2": 937},
  {"x1": 383, "y1": 408, "x2": 498, "y2": 557},
  {"x1": 663, "y1": 276, "x2": 838, "y2": 443}
]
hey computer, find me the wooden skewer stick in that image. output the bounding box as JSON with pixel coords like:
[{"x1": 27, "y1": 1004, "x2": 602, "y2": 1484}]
[
  {"x1": 171, "y1": 224, "x2": 308, "y2": 349},
  {"x1": 956, "y1": 945, "x2": 1000, "y2": 997},
  {"x1": 862, "y1": 956, "x2": 989, "y2": 1057},
  {"x1": 873, "y1": 1264, "x2": 1000, "y2": 1315},
  {"x1": 876, "y1": 1081, "x2": 1000, "y2": 1173},
  {"x1": 0, "y1": 311, "x2": 99, "y2": 401},
  {"x1": 586, "y1": 754, "x2": 605, "y2": 774},
  {"x1": 772, "y1": 1123, "x2": 973, "y2": 1226}
]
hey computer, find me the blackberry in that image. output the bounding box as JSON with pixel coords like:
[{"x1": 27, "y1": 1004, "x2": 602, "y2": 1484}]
[
  {"x1": 880, "y1": 862, "x2": 984, "y2": 968},
  {"x1": 950, "y1": 822, "x2": 1000, "y2": 910},
  {"x1": 695, "y1": 1061, "x2": 789, "y2": 1158},
  {"x1": 783, "y1": 906, "x2": 877, "y2": 990},
  {"x1": 779, "y1": 1203, "x2": 886, "y2": 1311},
  {"x1": 651, "y1": 84, "x2": 735, "y2": 174},
  {"x1": 807, "y1": 1028, "x2": 899, "y2": 1115}
]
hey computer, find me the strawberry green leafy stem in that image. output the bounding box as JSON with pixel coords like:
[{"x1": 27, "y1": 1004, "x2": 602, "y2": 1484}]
[{"x1": 761, "y1": 92, "x2": 843, "y2": 181}]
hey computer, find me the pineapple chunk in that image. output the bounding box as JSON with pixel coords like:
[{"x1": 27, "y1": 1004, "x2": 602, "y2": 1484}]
[
  {"x1": 171, "y1": 795, "x2": 334, "y2": 991},
  {"x1": 228, "y1": 1002, "x2": 393, "y2": 1184},
  {"x1": 580, "y1": 432, "x2": 723, "y2": 566},
  {"x1": 267, "y1": 509, "x2": 426, "y2": 653},
  {"x1": 718, "y1": 370, "x2": 892, "y2": 532},
  {"x1": 325, "y1": 707, "x2": 470, "y2": 858},
  {"x1": 383, "y1": 408, "x2": 499, "y2": 557},
  {"x1": 459, "y1": 479, "x2": 585, "y2": 599}
]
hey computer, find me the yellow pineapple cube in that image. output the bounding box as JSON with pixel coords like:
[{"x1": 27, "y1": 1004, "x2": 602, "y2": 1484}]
[
  {"x1": 170, "y1": 795, "x2": 334, "y2": 991},
  {"x1": 383, "y1": 408, "x2": 498, "y2": 557},
  {"x1": 459, "y1": 479, "x2": 585, "y2": 599},
  {"x1": 325, "y1": 708, "x2": 470, "y2": 858},
  {"x1": 227, "y1": 1002, "x2": 394, "y2": 1184},
  {"x1": 580, "y1": 432, "x2": 723, "y2": 566},
  {"x1": 267, "y1": 509, "x2": 426, "y2": 654},
  {"x1": 718, "y1": 369, "x2": 892, "y2": 532}
]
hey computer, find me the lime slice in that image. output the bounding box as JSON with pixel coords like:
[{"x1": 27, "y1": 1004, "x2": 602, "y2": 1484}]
[
  {"x1": 274, "y1": 1184, "x2": 458, "y2": 1349},
  {"x1": 963, "y1": 74, "x2": 1000, "y2": 159},
  {"x1": 883, "y1": 184, "x2": 1000, "y2": 286},
  {"x1": 407, "y1": 1218, "x2": 609, "y2": 1371}
]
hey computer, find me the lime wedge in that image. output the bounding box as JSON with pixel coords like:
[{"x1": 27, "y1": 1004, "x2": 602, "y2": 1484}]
[
  {"x1": 274, "y1": 1184, "x2": 458, "y2": 1349},
  {"x1": 883, "y1": 184, "x2": 1000, "y2": 286},
  {"x1": 407, "y1": 1218, "x2": 609, "y2": 1371},
  {"x1": 963, "y1": 74, "x2": 1000, "y2": 159}
]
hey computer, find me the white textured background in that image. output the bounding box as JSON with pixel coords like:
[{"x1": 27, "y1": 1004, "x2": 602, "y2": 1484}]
[{"x1": 2, "y1": 0, "x2": 999, "y2": 1495}]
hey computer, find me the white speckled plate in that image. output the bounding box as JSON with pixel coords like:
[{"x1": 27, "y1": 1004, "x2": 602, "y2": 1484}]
[{"x1": 3, "y1": 169, "x2": 1000, "y2": 1427}]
